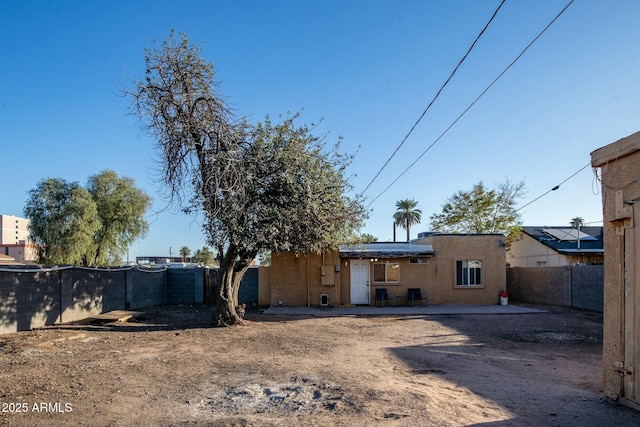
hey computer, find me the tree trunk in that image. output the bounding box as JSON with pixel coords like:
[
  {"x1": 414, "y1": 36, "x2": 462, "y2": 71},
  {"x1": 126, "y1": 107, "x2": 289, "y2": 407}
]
[
  {"x1": 406, "y1": 218, "x2": 410, "y2": 242},
  {"x1": 212, "y1": 244, "x2": 255, "y2": 327}
]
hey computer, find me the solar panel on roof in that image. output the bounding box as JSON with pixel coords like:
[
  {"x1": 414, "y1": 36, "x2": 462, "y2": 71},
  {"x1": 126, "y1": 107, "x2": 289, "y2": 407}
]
[{"x1": 542, "y1": 228, "x2": 597, "y2": 241}]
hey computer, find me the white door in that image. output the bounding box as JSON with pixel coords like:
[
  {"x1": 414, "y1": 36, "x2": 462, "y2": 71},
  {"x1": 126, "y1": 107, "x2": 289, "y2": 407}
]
[{"x1": 350, "y1": 260, "x2": 370, "y2": 305}]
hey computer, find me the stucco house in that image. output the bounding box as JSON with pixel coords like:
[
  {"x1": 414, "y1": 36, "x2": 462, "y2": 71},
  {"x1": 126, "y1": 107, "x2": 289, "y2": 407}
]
[
  {"x1": 268, "y1": 233, "x2": 506, "y2": 307},
  {"x1": 507, "y1": 226, "x2": 604, "y2": 267}
]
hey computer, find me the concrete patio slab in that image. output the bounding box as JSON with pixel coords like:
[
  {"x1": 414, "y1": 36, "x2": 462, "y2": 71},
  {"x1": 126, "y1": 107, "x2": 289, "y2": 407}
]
[{"x1": 262, "y1": 304, "x2": 546, "y2": 317}]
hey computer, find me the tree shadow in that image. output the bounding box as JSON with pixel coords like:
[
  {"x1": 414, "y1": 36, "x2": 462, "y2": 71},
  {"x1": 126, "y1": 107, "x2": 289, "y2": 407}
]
[{"x1": 46, "y1": 304, "x2": 219, "y2": 333}]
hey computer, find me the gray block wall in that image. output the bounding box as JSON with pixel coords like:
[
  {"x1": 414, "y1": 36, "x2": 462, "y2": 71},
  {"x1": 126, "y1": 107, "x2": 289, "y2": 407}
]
[
  {"x1": 166, "y1": 268, "x2": 203, "y2": 304},
  {"x1": 0, "y1": 266, "x2": 170, "y2": 334},
  {"x1": 0, "y1": 275, "x2": 17, "y2": 334},
  {"x1": 238, "y1": 267, "x2": 259, "y2": 305},
  {"x1": 0, "y1": 265, "x2": 257, "y2": 334},
  {"x1": 507, "y1": 265, "x2": 603, "y2": 312},
  {"x1": 128, "y1": 268, "x2": 166, "y2": 309},
  {"x1": 0, "y1": 271, "x2": 61, "y2": 333},
  {"x1": 507, "y1": 267, "x2": 569, "y2": 306},
  {"x1": 571, "y1": 266, "x2": 604, "y2": 312}
]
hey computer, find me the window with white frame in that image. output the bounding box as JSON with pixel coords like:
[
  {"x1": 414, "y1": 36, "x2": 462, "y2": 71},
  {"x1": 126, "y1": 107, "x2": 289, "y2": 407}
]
[
  {"x1": 373, "y1": 262, "x2": 400, "y2": 283},
  {"x1": 456, "y1": 260, "x2": 482, "y2": 286}
]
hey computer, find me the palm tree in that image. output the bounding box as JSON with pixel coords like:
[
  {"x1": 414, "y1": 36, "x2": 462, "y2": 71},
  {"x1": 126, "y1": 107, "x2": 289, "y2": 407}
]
[
  {"x1": 179, "y1": 246, "x2": 191, "y2": 262},
  {"x1": 569, "y1": 217, "x2": 585, "y2": 228},
  {"x1": 393, "y1": 199, "x2": 422, "y2": 242}
]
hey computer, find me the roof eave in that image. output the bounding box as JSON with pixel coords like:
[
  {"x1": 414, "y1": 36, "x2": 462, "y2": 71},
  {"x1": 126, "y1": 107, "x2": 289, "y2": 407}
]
[{"x1": 340, "y1": 252, "x2": 435, "y2": 259}]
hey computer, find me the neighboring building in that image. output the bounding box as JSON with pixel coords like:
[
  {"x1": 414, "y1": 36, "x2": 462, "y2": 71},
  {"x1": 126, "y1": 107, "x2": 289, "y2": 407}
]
[
  {"x1": 507, "y1": 226, "x2": 604, "y2": 267},
  {"x1": 269, "y1": 234, "x2": 506, "y2": 307},
  {"x1": 591, "y1": 130, "x2": 640, "y2": 407},
  {"x1": 0, "y1": 214, "x2": 38, "y2": 263},
  {"x1": 0, "y1": 253, "x2": 17, "y2": 265},
  {"x1": 136, "y1": 256, "x2": 181, "y2": 266}
]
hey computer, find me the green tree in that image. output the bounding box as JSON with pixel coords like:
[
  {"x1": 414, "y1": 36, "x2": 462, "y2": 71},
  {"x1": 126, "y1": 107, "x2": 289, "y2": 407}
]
[
  {"x1": 393, "y1": 199, "x2": 422, "y2": 242},
  {"x1": 192, "y1": 247, "x2": 215, "y2": 266},
  {"x1": 86, "y1": 170, "x2": 151, "y2": 266},
  {"x1": 257, "y1": 250, "x2": 271, "y2": 266},
  {"x1": 25, "y1": 178, "x2": 99, "y2": 265},
  {"x1": 179, "y1": 246, "x2": 191, "y2": 262},
  {"x1": 359, "y1": 233, "x2": 378, "y2": 243},
  {"x1": 127, "y1": 31, "x2": 365, "y2": 326},
  {"x1": 429, "y1": 179, "x2": 525, "y2": 246},
  {"x1": 569, "y1": 217, "x2": 585, "y2": 228},
  {"x1": 24, "y1": 172, "x2": 151, "y2": 266}
]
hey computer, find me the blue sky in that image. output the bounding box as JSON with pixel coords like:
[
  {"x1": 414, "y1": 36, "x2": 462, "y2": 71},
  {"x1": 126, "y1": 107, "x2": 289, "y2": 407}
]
[{"x1": 2, "y1": 0, "x2": 639, "y2": 260}]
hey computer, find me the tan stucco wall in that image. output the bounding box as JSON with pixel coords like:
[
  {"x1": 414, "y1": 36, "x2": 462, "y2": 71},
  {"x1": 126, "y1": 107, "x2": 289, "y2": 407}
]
[
  {"x1": 258, "y1": 266, "x2": 271, "y2": 306},
  {"x1": 592, "y1": 132, "x2": 640, "y2": 402},
  {"x1": 270, "y1": 250, "x2": 341, "y2": 306},
  {"x1": 370, "y1": 258, "x2": 428, "y2": 303},
  {"x1": 415, "y1": 234, "x2": 506, "y2": 304},
  {"x1": 270, "y1": 235, "x2": 506, "y2": 306}
]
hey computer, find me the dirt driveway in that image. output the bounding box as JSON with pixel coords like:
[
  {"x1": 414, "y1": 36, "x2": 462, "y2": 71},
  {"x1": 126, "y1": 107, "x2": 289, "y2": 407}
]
[{"x1": 0, "y1": 304, "x2": 639, "y2": 426}]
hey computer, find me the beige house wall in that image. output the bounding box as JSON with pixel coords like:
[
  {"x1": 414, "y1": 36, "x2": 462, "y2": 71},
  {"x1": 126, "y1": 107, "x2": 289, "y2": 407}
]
[
  {"x1": 270, "y1": 250, "x2": 342, "y2": 306},
  {"x1": 508, "y1": 233, "x2": 603, "y2": 267},
  {"x1": 363, "y1": 257, "x2": 432, "y2": 304},
  {"x1": 508, "y1": 234, "x2": 571, "y2": 267},
  {"x1": 591, "y1": 130, "x2": 640, "y2": 405},
  {"x1": 271, "y1": 234, "x2": 506, "y2": 306},
  {"x1": 415, "y1": 234, "x2": 506, "y2": 304}
]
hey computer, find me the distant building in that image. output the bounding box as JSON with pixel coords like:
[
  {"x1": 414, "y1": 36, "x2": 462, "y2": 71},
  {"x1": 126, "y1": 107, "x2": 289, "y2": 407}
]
[
  {"x1": 0, "y1": 253, "x2": 17, "y2": 265},
  {"x1": 0, "y1": 214, "x2": 38, "y2": 263},
  {"x1": 136, "y1": 256, "x2": 184, "y2": 266},
  {"x1": 507, "y1": 226, "x2": 604, "y2": 267}
]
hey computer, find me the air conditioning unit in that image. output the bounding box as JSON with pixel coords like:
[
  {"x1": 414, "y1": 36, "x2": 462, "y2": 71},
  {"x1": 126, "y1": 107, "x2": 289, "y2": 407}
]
[{"x1": 320, "y1": 294, "x2": 329, "y2": 307}]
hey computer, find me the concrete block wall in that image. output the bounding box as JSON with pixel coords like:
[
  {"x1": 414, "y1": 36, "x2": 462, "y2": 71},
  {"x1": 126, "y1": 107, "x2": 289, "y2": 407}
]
[
  {"x1": 128, "y1": 268, "x2": 165, "y2": 309},
  {"x1": 67, "y1": 269, "x2": 126, "y2": 319},
  {"x1": 166, "y1": 268, "x2": 203, "y2": 304},
  {"x1": 507, "y1": 267, "x2": 567, "y2": 306},
  {"x1": 507, "y1": 265, "x2": 603, "y2": 312},
  {"x1": 20, "y1": 271, "x2": 61, "y2": 330},
  {"x1": 0, "y1": 265, "x2": 263, "y2": 334},
  {"x1": 0, "y1": 266, "x2": 172, "y2": 334},
  {"x1": 570, "y1": 266, "x2": 604, "y2": 312},
  {"x1": 0, "y1": 273, "x2": 17, "y2": 334}
]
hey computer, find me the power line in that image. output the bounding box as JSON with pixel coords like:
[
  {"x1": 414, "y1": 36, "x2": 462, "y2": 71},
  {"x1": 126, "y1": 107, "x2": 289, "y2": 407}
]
[
  {"x1": 366, "y1": 0, "x2": 575, "y2": 207},
  {"x1": 358, "y1": 0, "x2": 507, "y2": 197},
  {"x1": 512, "y1": 161, "x2": 590, "y2": 214}
]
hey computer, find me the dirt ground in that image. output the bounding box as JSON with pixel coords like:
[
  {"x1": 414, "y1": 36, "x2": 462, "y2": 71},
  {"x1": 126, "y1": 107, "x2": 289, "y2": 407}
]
[{"x1": 1, "y1": 304, "x2": 639, "y2": 427}]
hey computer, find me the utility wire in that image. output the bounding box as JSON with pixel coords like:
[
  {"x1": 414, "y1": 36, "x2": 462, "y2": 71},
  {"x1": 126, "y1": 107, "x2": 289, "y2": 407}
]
[
  {"x1": 358, "y1": 0, "x2": 507, "y2": 197},
  {"x1": 366, "y1": 0, "x2": 574, "y2": 207},
  {"x1": 512, "y1": 161, "x2": 590, "y2": 214}
]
